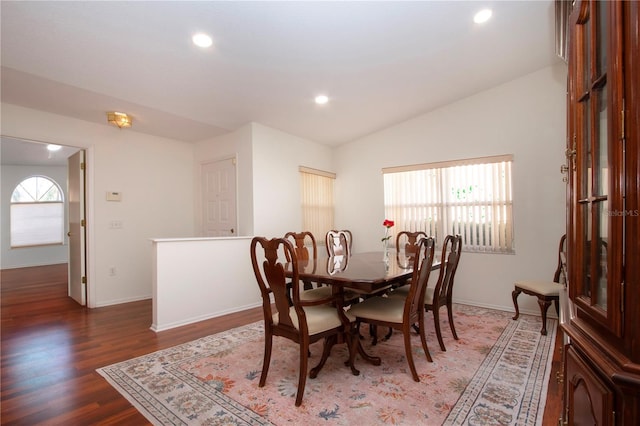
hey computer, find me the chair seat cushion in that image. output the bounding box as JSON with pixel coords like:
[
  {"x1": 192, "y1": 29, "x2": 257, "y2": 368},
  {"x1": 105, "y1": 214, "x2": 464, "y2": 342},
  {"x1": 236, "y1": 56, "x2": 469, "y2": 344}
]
[
  {"x1": 515, "y1": 280, "x2": 562, "y2": 296},
  {"x1": 300, "y1": 286, "x2": 361, "y2": 305},
  {"x1": 273, "y1": 305, "x2": 347, "y2": 335},
  {"x1": 390, "y1": 285, "x2": 409, "y2": 297},
  {"x1": 347, "y1": 296, "x2": 405, "y2": 324},
  {"x1": 300, "y1": 286, "x2": 333, "y2": 301},
  {"x1": 389, "y1": 285, "x2": 434, "y2": 304}
]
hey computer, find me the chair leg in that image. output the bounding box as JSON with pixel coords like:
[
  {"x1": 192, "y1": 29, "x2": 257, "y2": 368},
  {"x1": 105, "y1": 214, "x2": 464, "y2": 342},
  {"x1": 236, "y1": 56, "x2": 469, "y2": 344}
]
[
  {"x1": 370, "y1": 324, "x2": 378, "y2": 346},
  {"x1": 554, "y1": 298, "x2": 560, "y2": 316},
  {"x1": 433, "y1": 308, "x2": 446, "y2": 352},
  {"x1": 447, "y1": 299, "x2": 459, "y2": 340},
  {"x1": 417, "y1": 318, "x2": 433, "y2": 363},
  {"x1": 403, "y1": 328, "x2": 420, "y2": 382},
  {"x1": 259, "y1": 333, "x2": 272, "y2": 387},
  {"x1": 383, "y1": 327, "x2": 394, "y2": 341},
  {"x1": 537, "y1": 298, "x2": 552, "y2": 336},
  {"x1": 512, "y1": 288, "x2": 522, "y2": 320},
  {"x1": 347, "y1": 322, "x2": 362, "y2": 376},
  {"x1": 295, "y1": 342, "x2": 309, "y2": 406}
]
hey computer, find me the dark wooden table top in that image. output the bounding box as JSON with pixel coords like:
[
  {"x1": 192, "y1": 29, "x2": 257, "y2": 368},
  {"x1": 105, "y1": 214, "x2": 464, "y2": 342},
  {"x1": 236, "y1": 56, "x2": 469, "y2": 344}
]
[{"x1": 293, "y1": 251, "x2": 440, "y2": 294}]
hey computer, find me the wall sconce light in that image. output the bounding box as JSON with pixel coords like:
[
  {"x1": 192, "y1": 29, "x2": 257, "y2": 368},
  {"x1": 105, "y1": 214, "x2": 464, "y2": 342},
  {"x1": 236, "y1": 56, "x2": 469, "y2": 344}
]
[{"x1": 107, "y1": 111, "x2": 133, "y2": 128}]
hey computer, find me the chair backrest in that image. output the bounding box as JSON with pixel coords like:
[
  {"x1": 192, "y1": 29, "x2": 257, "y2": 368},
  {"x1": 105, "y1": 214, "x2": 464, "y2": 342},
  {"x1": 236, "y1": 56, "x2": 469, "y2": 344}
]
[
  {"x1": 325, "y1": 230, "x2": 350, "y2": 257},
  {"x1": 395, "y1": 231, "x2": 428, "y2": 256},
  {"x1": 342, "y1": 230, "x2": 353, "y2": 252},
  {"x1": 251, "y1": 237, "x2": 303, "y2": 331},
  {"x1": 432, "y1": 235, "x2": 462, "y2": 309},
  {"x1": 284, "y1": 231, "x2": 317, "y2": 262},
  {"x1": 553, "y1": 234, "x2": 567, "y2": 283},
  {"x1": 403, "y1": 237, "x2": 436, "y2": 318},
  {"x1": 430, "y1": 234, "x2": 462, "y2": 307}
]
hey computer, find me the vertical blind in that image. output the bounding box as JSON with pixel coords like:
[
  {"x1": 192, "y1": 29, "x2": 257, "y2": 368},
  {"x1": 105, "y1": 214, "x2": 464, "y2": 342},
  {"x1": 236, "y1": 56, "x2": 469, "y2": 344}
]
[
  {"x1": 383, "y1": 155, "x2": 514, "y2": 253},
  {"x1": 299, "y1": 167, "x2": 335, "y2": 240}
]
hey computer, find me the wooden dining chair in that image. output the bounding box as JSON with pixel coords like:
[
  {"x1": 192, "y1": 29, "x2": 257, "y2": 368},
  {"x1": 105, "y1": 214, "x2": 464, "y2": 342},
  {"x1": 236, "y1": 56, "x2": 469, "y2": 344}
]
[
  {"x1": 285, "y1": 231, "x2": 359, "y2": 304},
  {"x1": 251, "y1": 236, "x2": 352, "y2": 406},
  {"x1": 390, "y1": 234, "x2": 462, "y2": 351},
  {"x1": 347, "y1": 237, "x2": 436, "y2": 382},
  {"x1": 376, "y1": 230, "x2": 428, "y2": 343},
  {"x1": 395, "y1": 231, "x2": 428, "y2": 256},
  {"x1": 325, "y1": 230, "x2": 350, "y2": 257},
  {"x1": 391, "y1": 230, "x2": 428, "y2": 290},
  {"x1": 512, "y1": 234, "x2": 566, "y2": 335},
  {"x1": 284, "y1": 232, "x2": 318, "y2": 286},
  {"x1": 424, "y1": 234, "x2": 462, "y2": 351},
  {"x1": 284, "y1": 231, "x2": 317, "y2": 264}
]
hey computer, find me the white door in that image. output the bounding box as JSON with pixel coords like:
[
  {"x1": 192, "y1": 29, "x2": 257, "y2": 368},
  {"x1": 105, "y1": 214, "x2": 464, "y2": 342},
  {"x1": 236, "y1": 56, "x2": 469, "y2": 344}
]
[
  {"x1": 68, "y1": 150, "x2": 86, "y2": 305},
  {"x1": 201, "y1": 158, "x2": 237, "y2": 237}
]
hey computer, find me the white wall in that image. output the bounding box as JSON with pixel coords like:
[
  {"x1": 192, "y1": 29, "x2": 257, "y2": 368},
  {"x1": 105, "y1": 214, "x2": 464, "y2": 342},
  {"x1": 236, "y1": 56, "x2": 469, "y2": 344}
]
[
  {"x1": 193, "y1": 124, "x2": 254, "y2": 236},
  {"x1": 334, "y1": 64, "x2": 568, "y2": 315},
  {"x1": 251, "y1": 122, "x2": 334, "y2": 237},
  {"x1": 1, "y1": 164, "x2": 69, "y2": 268},
  {"x1": 1, "y1": 104, "x2": 196, "y2": 307},
  {"x1": 1, "y1": 64, "x2": 568, "y2": 319},
  {"x1": 151, "y1": 237, "x2": 260, "y2": 331}
]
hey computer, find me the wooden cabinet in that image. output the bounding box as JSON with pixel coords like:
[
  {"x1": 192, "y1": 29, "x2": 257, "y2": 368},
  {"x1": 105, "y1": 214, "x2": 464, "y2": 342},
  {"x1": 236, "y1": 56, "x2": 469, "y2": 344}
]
[
  {"x1": 562, "y1": 0, "x2": 640, "y2": 424},
  {"x1": 565, "y1": 346, "x2": 614, "y2": 425}
]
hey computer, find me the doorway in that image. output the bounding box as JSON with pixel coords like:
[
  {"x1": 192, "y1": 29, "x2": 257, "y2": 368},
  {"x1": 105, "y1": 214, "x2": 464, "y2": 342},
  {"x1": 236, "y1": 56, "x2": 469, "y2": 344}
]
[{"x1": 0, "y1": 136, "x2": 89, "y2": 305}]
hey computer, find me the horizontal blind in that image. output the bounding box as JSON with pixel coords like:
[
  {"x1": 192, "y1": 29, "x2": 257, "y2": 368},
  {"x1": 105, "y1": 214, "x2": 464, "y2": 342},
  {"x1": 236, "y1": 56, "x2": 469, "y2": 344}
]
[{"x1": 11, "y1": 202, "x2": 64, "y2": 247}]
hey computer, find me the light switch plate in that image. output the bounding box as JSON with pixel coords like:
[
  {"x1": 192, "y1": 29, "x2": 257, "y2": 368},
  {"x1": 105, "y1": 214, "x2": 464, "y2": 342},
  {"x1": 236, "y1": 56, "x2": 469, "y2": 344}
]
[{"x1": 106, "y1": 191, "x2": 122, "y2": 201}]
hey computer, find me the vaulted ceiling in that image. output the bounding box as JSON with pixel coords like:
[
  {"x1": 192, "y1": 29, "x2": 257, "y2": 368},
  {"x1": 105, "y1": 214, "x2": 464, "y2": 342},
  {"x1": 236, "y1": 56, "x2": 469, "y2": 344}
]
[{"x1": 1, "y1": 1, "x2": 561, "y2": 165}]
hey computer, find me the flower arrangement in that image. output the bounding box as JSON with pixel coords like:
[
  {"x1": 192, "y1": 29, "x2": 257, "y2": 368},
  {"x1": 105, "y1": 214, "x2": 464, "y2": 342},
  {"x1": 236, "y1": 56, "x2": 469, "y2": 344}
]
[
  {"x1": 381, "y1": 219, "x2": 394, "y2": 261},
  {"x1": 382, "y1": 219, "x2": 395, "y2": 242},
  {"x1": 381, "y1": 219, "x2": 394, "y2": 244}
]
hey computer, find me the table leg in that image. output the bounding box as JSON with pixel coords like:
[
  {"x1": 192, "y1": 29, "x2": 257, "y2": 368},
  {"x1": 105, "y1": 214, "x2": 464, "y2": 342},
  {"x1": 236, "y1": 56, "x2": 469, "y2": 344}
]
[
  {"x1": 346, "y1": 323, "x2": 381, "y2": 375},
  {"x1": 309, "y1": 335, "x2": 336, "y2": 378}
]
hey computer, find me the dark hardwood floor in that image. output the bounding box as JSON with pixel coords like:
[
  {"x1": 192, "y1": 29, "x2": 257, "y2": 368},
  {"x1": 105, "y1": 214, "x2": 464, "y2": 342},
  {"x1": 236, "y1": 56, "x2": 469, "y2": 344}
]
[{"x1": 1, "y1": 264, "x2": 563, "y2": 425}]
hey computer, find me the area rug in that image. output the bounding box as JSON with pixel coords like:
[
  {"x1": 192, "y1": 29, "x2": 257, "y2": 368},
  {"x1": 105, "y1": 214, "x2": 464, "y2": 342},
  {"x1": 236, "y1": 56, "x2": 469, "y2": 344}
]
[{"x1": 97, "y1": 304, "x2": 556, "y2": 425}]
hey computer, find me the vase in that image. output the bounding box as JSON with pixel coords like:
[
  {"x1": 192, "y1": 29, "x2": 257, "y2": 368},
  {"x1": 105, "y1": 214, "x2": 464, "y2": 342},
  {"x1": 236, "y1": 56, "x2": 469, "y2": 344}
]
[{"x1": 382, "y1": 239, "x2": 389, "y2": 262}]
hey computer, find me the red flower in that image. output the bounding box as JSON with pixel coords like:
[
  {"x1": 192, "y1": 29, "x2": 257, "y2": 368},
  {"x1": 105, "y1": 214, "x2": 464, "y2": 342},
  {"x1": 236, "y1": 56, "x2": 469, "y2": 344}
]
[{"x1": 383, "y1": 219, "x2": 394, "y2": 228}]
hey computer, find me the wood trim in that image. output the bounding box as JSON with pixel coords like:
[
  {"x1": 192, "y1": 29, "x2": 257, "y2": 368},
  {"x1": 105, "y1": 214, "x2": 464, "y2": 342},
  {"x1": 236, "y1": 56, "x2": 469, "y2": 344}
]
[
  {"x1": 298, "y1": 166, "x2": 336, "y2": 179},
  {"x1": 381, "y1": 154, "x2": 513, "y2": 174}
]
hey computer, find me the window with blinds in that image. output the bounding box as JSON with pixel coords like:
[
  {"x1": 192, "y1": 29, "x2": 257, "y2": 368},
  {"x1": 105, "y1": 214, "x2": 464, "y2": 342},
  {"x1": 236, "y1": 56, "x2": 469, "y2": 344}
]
[
  {"x1": 299, "y1": 167, "x2": 335, "y2": 240},
  {"x1": 383, "y1": 155, "x2": 514, "y2": 253}
]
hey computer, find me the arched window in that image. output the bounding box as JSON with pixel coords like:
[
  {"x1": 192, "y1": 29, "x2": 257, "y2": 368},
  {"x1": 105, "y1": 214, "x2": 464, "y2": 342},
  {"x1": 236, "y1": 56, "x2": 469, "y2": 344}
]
[{"x1": 10, "y1": 176, "x2": 64, "y2": 247}]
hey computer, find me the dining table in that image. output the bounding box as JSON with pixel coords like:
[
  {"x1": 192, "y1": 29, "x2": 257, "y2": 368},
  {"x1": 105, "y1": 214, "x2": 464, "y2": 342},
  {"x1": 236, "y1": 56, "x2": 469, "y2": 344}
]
[{"x1": 288, "y1": 251, "x2": 441, "y2": 376}]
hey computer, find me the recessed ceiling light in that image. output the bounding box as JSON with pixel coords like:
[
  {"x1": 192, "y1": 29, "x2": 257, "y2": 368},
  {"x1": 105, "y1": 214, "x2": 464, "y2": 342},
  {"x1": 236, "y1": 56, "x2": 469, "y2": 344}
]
[
  {"x1": 192, "y1": 33, "x2": 213, "y2": 48},
  {"x1": 315, "y1": 95, "x2": 329, "y2": 105},
  {"x1": 47, "y1": 144, "x2": 62, "y2": 152},
  {"x1": 474, "y1": 9, "x2": 492, "y2": 24}
]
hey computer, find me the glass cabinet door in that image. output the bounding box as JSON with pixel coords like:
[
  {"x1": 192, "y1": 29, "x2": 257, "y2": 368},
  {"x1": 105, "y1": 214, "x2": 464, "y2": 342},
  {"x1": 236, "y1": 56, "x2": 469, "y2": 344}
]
[{"x1": 569, "y1": 0, "x2": 623, "y2": 336}]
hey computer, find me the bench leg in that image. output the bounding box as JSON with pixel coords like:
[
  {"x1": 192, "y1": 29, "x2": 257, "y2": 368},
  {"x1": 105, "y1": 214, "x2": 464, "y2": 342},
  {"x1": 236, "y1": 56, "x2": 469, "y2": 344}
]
[
  {"x1": 537, "y1": 298, "x2": 552, "y2": 335},
  {"x1": 512, "y1": 288, "x2": 522, "y2": 320}
]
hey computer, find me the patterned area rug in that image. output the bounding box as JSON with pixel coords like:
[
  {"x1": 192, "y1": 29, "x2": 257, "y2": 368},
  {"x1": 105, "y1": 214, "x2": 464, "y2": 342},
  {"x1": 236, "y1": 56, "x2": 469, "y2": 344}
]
[{"x1": 97, "y1": 304, "x2": 556, "y2": 425}]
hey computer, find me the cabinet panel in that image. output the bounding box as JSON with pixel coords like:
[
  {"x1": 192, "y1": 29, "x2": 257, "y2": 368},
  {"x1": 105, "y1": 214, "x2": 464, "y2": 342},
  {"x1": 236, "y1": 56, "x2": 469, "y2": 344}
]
[
  {"x1": 562, "y1": 0, "x2": 640, "y2": 423},
  {"x1": 568, "y1": 0, "x2": 623, "y2": 337},
  {"x1": 565, "y1": 346, "x2": 613, "y2": 425}
]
